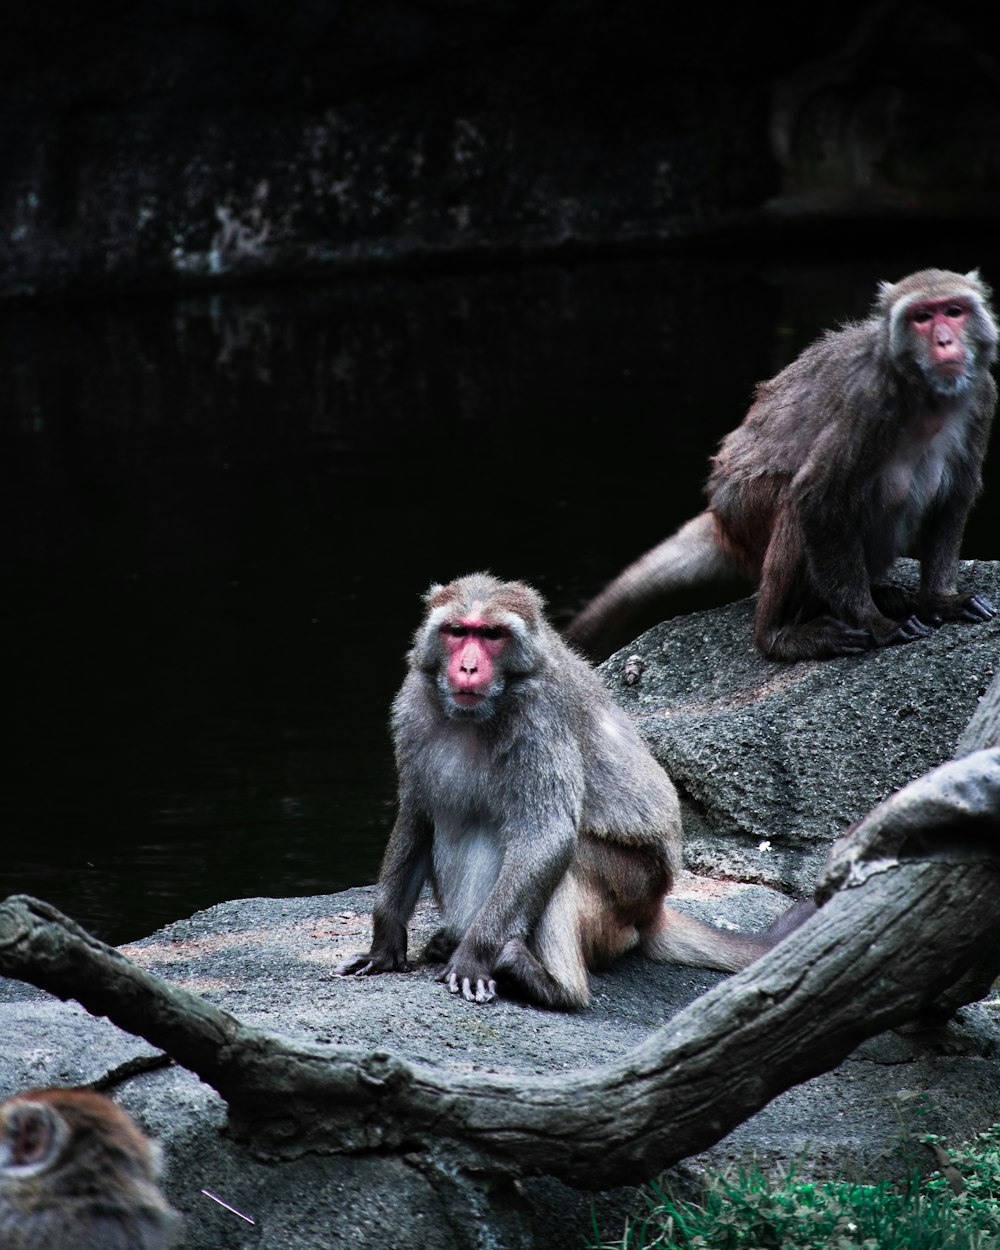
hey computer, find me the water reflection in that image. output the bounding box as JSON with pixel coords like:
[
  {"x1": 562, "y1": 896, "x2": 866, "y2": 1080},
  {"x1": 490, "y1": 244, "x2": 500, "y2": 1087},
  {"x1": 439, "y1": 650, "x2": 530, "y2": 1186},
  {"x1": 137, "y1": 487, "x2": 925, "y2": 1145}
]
[{"x1": 3, "y1": 252, "x2": 999, "y2": 942}]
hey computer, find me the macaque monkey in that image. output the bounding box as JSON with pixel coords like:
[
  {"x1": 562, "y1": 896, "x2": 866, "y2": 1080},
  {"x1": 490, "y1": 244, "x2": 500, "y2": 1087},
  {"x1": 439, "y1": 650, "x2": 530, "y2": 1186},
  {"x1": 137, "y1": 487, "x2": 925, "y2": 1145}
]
[
  {"x1": 337, "y1": 572, "x2": 775, "y2": 1009},
  {"x1": 0, "y1": 1088, "x2": 180, "y2": 1250},
  {"x1": 568, "y1": 268, "x2": 998, "y2": 661}
]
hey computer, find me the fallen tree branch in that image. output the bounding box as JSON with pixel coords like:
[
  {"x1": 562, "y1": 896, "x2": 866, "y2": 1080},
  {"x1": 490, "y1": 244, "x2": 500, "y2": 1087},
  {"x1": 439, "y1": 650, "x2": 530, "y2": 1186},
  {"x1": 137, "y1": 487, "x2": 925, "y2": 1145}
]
[{"x1": 2, "y1": 733, "x2": 1000, "y2": 1186}]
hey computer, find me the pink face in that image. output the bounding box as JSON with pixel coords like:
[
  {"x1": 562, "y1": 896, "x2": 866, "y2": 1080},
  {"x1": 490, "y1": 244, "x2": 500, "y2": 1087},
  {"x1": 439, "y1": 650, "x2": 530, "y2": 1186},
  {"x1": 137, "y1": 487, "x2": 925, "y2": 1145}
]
[
  {"x1": 909, "y1": 298, "x2": 970, "y2": 377},
  {"x1": 439, "y1": 615, "x2": 510, "y2": 709}
]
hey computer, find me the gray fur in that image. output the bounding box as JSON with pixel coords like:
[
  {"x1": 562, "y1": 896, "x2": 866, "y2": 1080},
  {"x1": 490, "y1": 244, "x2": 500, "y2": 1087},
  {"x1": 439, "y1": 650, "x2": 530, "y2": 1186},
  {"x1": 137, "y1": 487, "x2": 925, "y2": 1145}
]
[{"x1": 338, "y1": 573, "x2": 771, "y2": 1008}]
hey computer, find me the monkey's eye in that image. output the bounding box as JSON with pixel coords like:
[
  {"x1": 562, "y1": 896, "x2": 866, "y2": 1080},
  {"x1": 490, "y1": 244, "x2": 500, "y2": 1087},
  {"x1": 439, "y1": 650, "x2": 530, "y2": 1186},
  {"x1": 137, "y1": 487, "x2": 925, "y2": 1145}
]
[
  {"x1": 945, "y1": 304, "x2": 965, "y2": 318},
  {"x1": 441, "y1": 624, "x2": 470, "y2": 638},
  {"x1": 12, "y1": 1115, "x2": 49, "y2": 1166},
  {"x1": 479, "y1": 626, "x2": 507, "y2": 641},
  {"x1": 911, "y1": 310, "x2": 933, "y2": 324}
]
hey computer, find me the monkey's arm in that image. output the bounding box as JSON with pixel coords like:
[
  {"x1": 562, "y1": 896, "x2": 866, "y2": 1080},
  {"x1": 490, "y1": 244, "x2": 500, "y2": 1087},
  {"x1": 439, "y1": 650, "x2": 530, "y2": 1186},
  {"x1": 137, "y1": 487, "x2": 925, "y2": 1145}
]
[
  {"x1": 917, "y1": 496, "x2": 996, "y2": 623},
  {"x1": 916, "y1": 423, "x2": 996, "y2": 624},
  {"x1": 440, "y1": 796, "x2": 579, "y2": 1004},
  {"x1": 336, "y1": 804, "x2": 433, "y2": 977}
]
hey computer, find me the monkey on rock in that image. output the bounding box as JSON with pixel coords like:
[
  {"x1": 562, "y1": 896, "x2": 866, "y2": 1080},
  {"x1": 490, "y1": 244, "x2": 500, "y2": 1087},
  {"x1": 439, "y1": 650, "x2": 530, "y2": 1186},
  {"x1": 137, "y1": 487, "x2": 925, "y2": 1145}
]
[
  {"x1": 337, "y1": 572, "x2": 776, "y2": 1009},
  {"x1": 568, "y1": 268, "x2": 998, "y2": 662},
  {"x1": 0, "y1": 1087, "x2": 181, "y2": 1250}
]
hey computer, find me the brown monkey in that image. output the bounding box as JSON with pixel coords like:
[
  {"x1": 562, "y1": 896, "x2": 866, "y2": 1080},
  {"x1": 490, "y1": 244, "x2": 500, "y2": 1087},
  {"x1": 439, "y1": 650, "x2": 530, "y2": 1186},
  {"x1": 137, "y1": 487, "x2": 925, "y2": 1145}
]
[
  {"x1": 568, "y1": 268, "x2": 998, "y2": 661},
  {"x1": 337, "y1": 572, "x2": 774, "y2": 1009},
  {"x1": 0, "y1": 1088, "x2": 180, "y2": 1250}
]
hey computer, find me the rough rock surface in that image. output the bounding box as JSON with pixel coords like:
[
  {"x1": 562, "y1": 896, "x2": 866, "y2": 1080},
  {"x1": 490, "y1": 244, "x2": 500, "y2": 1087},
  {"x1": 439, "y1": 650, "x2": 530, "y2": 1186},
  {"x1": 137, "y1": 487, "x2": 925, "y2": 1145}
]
[
  {"x1": 1, "y1": 562, "x2": 998, "y2": 1249},
  {"x1": 605, "y1": 559, "x2": 1000, "y2": 893}
]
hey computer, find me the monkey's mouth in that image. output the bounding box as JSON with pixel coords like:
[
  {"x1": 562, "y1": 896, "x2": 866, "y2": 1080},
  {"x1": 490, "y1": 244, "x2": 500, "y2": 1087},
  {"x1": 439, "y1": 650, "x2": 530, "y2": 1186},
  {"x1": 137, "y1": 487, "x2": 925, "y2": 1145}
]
[
  {"x1": 451, "y1": 691, "x2": 485, "y2": 707},
  {"x1": 932, "y1": 351, "x2": 967, "y2": 376}
]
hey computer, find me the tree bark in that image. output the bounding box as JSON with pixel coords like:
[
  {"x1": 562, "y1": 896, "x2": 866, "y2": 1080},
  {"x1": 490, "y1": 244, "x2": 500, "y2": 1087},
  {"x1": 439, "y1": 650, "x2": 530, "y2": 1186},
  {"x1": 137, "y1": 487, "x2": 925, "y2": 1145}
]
[{"x1": 1, "y1": 685, "x2": 998, "y2": 1187}]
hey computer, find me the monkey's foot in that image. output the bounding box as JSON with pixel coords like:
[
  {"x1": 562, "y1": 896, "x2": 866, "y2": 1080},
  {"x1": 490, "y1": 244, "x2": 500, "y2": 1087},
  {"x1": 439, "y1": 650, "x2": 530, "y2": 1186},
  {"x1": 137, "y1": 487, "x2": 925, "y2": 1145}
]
[
  {"x1": 423, "y1": 928, "x2": 459, "y2": 963},
  {"x1": 921, "y1": 592, "x2": 996, "y2": 624},
  {"x1": 762, "y1": 616, "x2": 873, "y2": 660},
  {"x1": 436, "y1": 950, "x2": 497, "y2": 1003},
  {"x1": 495, "y1": 938, "x2": 587, "y2": 1010},
  {"x1": 963, "y1": 594, "x2": 997, "y2": 621}
]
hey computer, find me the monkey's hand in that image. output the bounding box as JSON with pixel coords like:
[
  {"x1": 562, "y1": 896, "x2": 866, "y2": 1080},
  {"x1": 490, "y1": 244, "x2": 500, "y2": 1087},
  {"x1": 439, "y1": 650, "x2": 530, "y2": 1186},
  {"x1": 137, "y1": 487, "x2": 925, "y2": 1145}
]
[
  {"x1": 335, "y1": 949, "x2": 410, "y2": 978},
  {"x1": 436, "y1": 951, "x2": 497, "y2": 1004},
  {"x1": 801, "y1": 616, "x2": 876, "y2": 656},
  {"x1": 920, "y1": 591, "x2": 997, "y2": 625}
]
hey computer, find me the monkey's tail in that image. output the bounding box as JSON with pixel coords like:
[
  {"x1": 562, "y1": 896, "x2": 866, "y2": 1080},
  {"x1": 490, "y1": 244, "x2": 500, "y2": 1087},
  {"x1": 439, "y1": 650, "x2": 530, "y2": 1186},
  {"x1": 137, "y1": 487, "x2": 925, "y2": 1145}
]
[
  {"x1": 566, "y1": 511, "x2": 744, "y2": 654},
  {"x1": 644, "y1": 902, "x2": 772, "y2": 973}
]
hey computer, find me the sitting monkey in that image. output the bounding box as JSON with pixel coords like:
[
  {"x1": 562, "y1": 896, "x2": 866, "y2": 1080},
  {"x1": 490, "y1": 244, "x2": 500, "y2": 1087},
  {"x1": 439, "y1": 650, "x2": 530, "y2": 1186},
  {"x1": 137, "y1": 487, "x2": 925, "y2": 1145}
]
[{"x1": 338, "y1": 572, "x2": 776, "y2": 1008}]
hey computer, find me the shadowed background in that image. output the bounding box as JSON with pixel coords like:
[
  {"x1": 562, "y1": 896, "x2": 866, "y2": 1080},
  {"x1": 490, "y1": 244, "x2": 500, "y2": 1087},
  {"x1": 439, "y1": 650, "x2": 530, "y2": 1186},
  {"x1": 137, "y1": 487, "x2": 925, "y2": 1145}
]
[{"x1": 3, "y1": 1, "x2": 999, "y2": 941}]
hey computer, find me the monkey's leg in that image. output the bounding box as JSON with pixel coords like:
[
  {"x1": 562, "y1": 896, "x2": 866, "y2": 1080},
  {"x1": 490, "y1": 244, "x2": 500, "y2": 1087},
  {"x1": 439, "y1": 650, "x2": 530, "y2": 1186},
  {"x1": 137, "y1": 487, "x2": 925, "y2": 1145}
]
[
  {"x1": 567, "y1": 512, "x2": 741, "y2": 653},
  {"x1": 494, "y1": 939, "x2": 589, "y2": 1010},
  {"x1": 871, "y1": 583, "x2": 920, "y2": 621},
  {"x1": 916, "y1": 491, "x2": 997, "y2": 624},
  {"x1": 494, "y1": 875, "x2": 591, "y2": 1010},
  {"x1": 754, "y1": 515, "x2": 879, "y2": 660}
]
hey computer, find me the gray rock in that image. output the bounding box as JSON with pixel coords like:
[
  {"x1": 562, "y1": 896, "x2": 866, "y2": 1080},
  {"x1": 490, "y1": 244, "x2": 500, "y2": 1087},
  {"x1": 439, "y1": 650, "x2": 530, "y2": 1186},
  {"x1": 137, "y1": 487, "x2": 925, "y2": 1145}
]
[
  {"x1": 604, "y1": 559, "x2": 1000, "y2": 893},
  {"x1": 2, "y1": 562, "x2": 999, "y2": 1248}
]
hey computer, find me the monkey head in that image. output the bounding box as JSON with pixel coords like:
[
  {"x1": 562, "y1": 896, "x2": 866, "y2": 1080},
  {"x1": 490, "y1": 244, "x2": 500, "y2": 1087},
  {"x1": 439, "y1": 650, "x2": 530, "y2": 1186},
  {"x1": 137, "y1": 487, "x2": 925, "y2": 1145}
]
[
  {"x1": 410, "y1": 573, "x2": 545, "y2": 720},
  {"x1": 878, "y1": 268, "x2": 999, "y2": 397},
  {"x1": 0, "y1": 1087, "x2": 179, "y2": 1246}
]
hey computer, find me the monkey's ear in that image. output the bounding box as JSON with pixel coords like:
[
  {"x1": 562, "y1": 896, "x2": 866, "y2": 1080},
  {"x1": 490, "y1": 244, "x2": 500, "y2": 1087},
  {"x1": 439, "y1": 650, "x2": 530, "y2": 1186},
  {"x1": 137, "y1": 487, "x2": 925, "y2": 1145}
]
[
  {"x1": 965, "y1": 268, "x2": 993, "y2": 300},
  {"x1": 875, "y1": 279, "x2": 897, "y2": 311},
  {"x1": 0, "y1": 1102, "x2": 66, "y2": 1172},
  {"x1": 422, "y1": 582, "x2": 445, "y2": 604}
]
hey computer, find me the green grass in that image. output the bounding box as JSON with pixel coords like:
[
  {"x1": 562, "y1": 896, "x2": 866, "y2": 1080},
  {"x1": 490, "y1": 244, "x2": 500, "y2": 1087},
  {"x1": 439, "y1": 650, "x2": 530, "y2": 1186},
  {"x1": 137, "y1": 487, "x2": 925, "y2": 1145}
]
[{"x1": 591, "y1": 1125, "x2": 1000, "y2": 1250}]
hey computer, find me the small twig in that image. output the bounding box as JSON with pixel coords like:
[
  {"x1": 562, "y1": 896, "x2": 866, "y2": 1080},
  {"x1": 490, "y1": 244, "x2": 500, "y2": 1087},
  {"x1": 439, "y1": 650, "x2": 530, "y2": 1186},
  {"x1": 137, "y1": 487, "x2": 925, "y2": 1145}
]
[{"x1": 200, "y1": 1188, "x2": 257, "y2": 1224}]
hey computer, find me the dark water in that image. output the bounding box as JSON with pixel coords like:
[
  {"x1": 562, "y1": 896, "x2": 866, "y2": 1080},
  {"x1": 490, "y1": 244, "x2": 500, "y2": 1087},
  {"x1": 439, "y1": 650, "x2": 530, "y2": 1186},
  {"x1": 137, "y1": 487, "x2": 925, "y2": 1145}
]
[{"x1": 4, "y1": 250, "x2": 1000, "y2": 943}]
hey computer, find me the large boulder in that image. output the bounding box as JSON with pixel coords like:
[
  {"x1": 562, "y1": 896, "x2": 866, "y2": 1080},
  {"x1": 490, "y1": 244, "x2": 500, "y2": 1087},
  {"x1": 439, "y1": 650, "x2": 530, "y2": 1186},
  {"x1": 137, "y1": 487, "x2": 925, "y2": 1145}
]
[{"x1": 605, "y1": 560, "x2": 1000, "y2": 893}]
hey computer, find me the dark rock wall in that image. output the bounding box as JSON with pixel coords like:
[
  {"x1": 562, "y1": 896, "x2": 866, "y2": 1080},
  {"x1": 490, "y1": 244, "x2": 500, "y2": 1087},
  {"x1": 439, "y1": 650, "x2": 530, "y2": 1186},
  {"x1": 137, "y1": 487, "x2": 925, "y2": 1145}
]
[{"x1": 7, "y1": 1, "x2": 994, "y2": 297}]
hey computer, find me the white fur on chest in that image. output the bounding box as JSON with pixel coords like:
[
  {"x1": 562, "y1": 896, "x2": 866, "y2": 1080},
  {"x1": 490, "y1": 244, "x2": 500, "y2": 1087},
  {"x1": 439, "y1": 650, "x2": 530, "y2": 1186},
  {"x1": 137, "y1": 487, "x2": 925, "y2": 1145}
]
[
  {"x1": 419, "y1": 721, "x2": 499, "y2": 812},
  {"x1": 420, "y1": 722, "x2": 507, "y2": 931},
  {"x1": 431, "y1": 814, "x2": 505, "y2": 931},
  {"x1": 879, "y1": 405, "x2": 971, "y2": 528}
]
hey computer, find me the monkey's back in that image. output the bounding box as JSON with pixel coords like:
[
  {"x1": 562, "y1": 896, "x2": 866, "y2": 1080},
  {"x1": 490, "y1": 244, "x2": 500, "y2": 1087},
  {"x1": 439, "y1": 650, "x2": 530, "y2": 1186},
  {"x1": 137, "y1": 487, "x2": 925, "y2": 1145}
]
[
  {"x1": 558, "y1": 644, "x2": 682, "y2": 864},
  {"x1": 707, "y1": 319, "x2": 893, "y2": 566}
]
